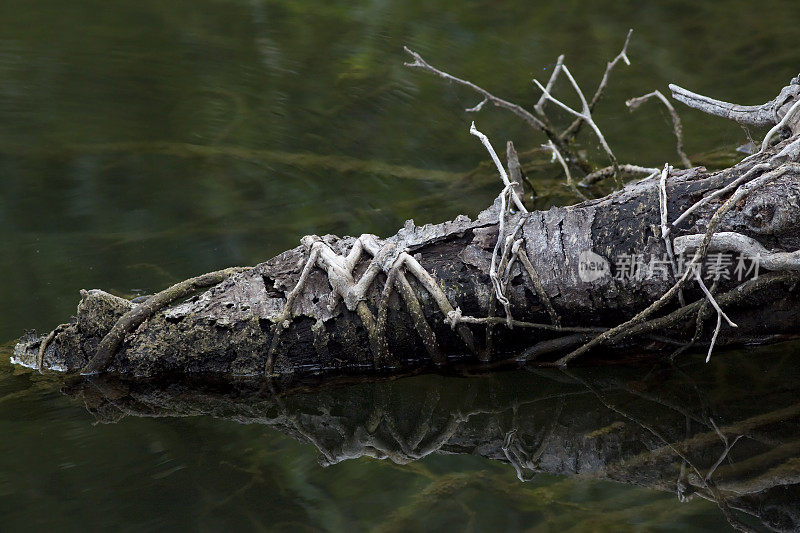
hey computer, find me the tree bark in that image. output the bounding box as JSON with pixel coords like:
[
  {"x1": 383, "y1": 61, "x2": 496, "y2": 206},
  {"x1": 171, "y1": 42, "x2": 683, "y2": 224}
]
[{"x1": 13, "y1": 134, "x2": 800, "y2": 378}]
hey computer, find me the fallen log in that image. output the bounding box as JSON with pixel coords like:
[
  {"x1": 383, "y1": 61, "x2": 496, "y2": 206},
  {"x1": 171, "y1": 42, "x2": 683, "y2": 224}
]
[{"x1": 11, "y1": 52, "x2": 800, "y2": 379}]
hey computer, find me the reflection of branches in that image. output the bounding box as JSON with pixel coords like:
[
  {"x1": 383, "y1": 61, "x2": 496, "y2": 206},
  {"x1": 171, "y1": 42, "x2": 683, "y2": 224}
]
[
  {"x1": 502, "y1": 398, "x2": 564, "y2": 482},
  {"x1": 563, "y1": 369, "x2": 757, "y2": 533},
  {"x1": 705, "y1": 419, "x2": 743, "y2": 483}
]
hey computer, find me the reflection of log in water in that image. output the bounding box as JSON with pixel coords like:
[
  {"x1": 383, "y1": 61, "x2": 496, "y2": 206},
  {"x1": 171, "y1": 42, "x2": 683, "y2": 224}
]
[{"x1": 64, "y1": 347, "x2": 800, "y2": 532}]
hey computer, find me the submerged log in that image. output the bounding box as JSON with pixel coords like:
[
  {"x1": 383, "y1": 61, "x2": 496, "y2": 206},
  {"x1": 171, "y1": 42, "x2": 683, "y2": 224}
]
[{"x1": 11, "y1": 77, "x2": 800, "y2": 379}]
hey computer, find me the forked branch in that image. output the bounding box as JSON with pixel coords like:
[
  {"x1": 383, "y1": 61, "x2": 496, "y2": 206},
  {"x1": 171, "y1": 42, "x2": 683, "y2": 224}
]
[
  {"x1": 627, "y1": 90, "x2": 692, "y2": 168},
  {"x1": 403, "y1": 46, "x2": 566, "y2": 152},
  {"x1": 560, "y1": 29, "x2": 633, "y2": 140},
  {"x1": 534, "y1": 66, "x2": 620, "y2": 182}
]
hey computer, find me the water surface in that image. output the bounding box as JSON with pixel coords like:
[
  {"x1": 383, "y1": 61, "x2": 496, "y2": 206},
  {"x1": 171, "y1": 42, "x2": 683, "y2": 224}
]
[{"x1": 2, "y1": 1, "x2": 799, "y2": 531}]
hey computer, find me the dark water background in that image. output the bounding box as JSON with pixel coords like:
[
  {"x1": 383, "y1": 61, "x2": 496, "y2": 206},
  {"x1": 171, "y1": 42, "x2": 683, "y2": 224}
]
[{"x1": 1, "y1": 1, "x2": 799, "y2": 531}]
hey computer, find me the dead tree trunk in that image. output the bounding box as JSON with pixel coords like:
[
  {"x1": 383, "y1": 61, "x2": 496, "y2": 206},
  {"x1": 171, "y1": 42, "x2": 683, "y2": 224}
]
[
  {"x1": 13, "y1": 131, "x2": 800, "y2": 378},
  {"x1": 11, "y1": 46, "x2": 800, "y2": 379}
]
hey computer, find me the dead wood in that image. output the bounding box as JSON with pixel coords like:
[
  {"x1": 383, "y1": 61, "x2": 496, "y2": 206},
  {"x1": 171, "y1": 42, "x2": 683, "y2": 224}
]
[{"x1": 11, "y1": 41, "x2": 800, "y2": 380}]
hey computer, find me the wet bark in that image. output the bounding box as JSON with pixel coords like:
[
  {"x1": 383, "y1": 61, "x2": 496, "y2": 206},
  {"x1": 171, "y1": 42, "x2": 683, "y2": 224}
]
[{"x1": 13, "y1": 135, "x2": 800, "y2": 379}]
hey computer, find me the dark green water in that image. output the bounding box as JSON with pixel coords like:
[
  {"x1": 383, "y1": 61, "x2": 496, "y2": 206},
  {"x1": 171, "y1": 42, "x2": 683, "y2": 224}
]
[{"x1": 2, "y1": 1, "x2": 800, "y2": 531}]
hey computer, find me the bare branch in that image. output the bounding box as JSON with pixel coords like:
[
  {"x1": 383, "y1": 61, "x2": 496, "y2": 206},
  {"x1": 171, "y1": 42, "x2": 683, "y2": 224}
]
[
  {"x1": 404, "y1": 46, "x2": 564, "y2": 149},
  {"x1": 465, "y1": 97, "x2": 488, "y2": 113},
  {"x1": 579, "y1": 164, "x2": 659, "y2": 187},
  {"x1": 694, "y1": 272, "x2": 736, "y2": 363},
  {"x1": 82, "y1": 267, "x2": 250, "y2": 374},
  {"x1": 561, "y1": 29, "x2": 633, "y2": 140},
  {"x1": 534, "y1": 54, "x2": 565, "y2": 116},
  {"x1": 671, "y1": 163, "x2": 770, "y2": 229},
  {"x1": 657, "y1": 164, "x2": 684, "y2": 305},
  {"x1": 446, "y1": 308, "x2": 598, "y2": 333},
  {"x1": 512, "y1": 239, "x2": 562, "y2": 326},
  {"x1": 694, "y1": 271, "x2": 737, "y2": 328},
  {"x1": 534, "y1": 65, "x2": 620, "y2": 181},
  {"x1": 469, "y1": 124, "x2": 527, "y2": 326},
  {"x1": 544, "y1": 140, "x2": 587, "y2": 200},
  {"x1": 668, "y1": 84, "x2": 781, "y2": 126},
  {"x1": 469, "y1": 122, "x2": 527, "y2": 212},
  {"x1": 627, "y1": 90, "x2": 692, "y2": 168},
  {"x1": 674, "y1": 231, "x2": 800, "y2": 271},
  {"x1": 761, "y1": 98, "x2": 800, "y2": 151}
]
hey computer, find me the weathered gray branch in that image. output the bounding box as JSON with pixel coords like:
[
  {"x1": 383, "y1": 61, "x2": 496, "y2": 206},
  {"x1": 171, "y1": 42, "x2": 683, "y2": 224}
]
[
  {"x1": 669, "y1": 75, "x2": 800, "y2": 127},
  {"x1": 402, "y1": 46, "x2": 566, "y2": 151},
  {"x1": 560, "y1": 29, "x2": 633, "y2": 140},
  {"x1": 627, "y1": 90, "x2": 692, "y2": 168},
  {"x1": 675, "y1": 231, "x2": 800, "y2": 271}
]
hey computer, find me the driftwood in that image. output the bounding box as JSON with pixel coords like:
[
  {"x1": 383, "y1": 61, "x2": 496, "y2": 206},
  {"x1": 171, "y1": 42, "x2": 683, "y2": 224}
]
[
  {"x1": 10, "y1": 41, "x2": 800, "y2": 380},
  {"x1": 62, "y1": 349, "x2": 800, "y2": 532}
]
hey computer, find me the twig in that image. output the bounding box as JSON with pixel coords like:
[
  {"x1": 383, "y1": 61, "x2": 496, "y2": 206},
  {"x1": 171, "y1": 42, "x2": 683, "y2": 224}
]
[
  {"x1": 544, "y1": 140, "x2": 587, "y2": 200},
  {"x1": 512, "y1": 240, "x2": 562, "y2": 326},
  {"x1": 534, "y1": 54, "x2": 565, "y2": 116},
  {"x1": 534, "y1": 66, "x2": 620, "y2": 183},
  {"x1": 693, "y1": 272, "x2": 737, "y2": 362},
  {"x1": 706, "y1": 313, "x2": 723, "y2": 363},
  {"x1": 488, "y1": 185, "x2": 513, "y2": 316},
  {"x1": 494, "y1": 219, "x2": 526, "y2": 326},
  {"x1": 627, "y1": 90, "x2": 692, "y2": 168},
  {"x1": 446, "y1": 309, "x2": 600, "y2": 334},
  {"x1": 521, "y1": 333, "x2": 593, "y2": 361},
  {"x1": 671, "y1": 163, "x2": 771, "y2": 229},
  {"x1": 471, "y1": 122, "x2": 529, "y2": 323},
  {"x1": 761, "y1": 98, "x2": 800, "y2": 151},
  {"x1": 465, "y1": 98, "x2": 488, "y2": 113},
  {"x1": 578, "y1": 164, "x2": 659, "y2": 187},
  {"x1": 674, "y1": 231, "x2": 800, "y2": 271},
  {"x1": 403, "y1": 47, "x2": 565, "y2": 150},
  {"x1": 561, "y1": 29, "x2": 633, "y2": 140},
  {"x1": 37, "y1": 323, "x2": 69, "y2": 373},
  {"x1": 469, "y1": 122, "x2": 527, "y2": 212},
  {"x1": 670, "y1": 280, "x2": 718, "y2": 360},
  {"x1": 658, "y1": 164, "x2": 684, "y2": 305}
]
